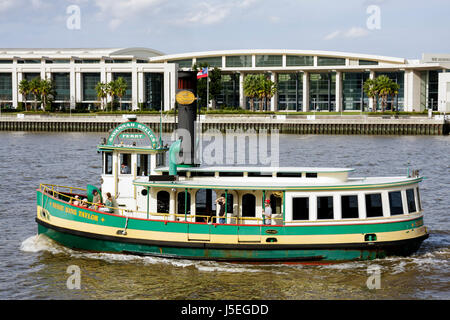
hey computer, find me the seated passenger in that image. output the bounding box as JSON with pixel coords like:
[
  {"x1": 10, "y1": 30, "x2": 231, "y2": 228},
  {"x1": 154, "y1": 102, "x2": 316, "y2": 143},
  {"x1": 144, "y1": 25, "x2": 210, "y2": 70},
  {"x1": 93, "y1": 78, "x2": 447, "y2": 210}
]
[
  {"x1": 90, "y1": 190, "x2": 102, "y2": 210},
  {"x1": 99, "y1": 192, "x2": 114, "y2": 213},
  {"x1": 71, "y1": 195, "x2": 80, "y2": 206},
  {"x1": 121, "y1": 163, "x2": 131, "y2": 174},
  {"x1": 81, "y1": 198, "x2": 89, "y2": 208}
]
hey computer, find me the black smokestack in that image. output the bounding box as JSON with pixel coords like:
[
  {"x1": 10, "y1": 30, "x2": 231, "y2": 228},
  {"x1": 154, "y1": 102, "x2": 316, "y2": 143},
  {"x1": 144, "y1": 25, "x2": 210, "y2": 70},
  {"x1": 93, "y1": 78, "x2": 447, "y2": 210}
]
[{"x1": 176, "y1": 71, "x2": 198, "y2": 166}]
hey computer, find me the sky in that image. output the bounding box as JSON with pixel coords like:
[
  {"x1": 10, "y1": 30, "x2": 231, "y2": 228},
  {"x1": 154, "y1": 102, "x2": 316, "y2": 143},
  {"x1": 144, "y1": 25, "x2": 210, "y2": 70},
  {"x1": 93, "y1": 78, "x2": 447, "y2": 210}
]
[{"x1": 0, "y1": 0, "x2": 449, "y2": 59}]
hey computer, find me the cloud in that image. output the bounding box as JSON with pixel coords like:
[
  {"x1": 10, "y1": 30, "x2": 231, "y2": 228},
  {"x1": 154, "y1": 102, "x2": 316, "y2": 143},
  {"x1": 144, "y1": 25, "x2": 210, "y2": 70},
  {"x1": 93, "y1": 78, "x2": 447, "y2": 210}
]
[
  {"x1": 0, "y1": 0, "x2": 19, "y2": 12},
  {"x1": 324, "y1": 27, "x2": 370, "y2": 40},
  {"x1": 93, "y1": 0, "x2": 164, "y2": 30}
]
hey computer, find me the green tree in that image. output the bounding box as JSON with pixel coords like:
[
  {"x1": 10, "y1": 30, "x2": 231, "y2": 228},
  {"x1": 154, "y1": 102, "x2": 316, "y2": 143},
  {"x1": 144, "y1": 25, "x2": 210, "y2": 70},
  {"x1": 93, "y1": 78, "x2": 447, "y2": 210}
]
[
  {"x1": 95, "y1": 82, "x2": 108, "y2": 111},
  {"x1": 28, "y1": 77, "x2": 41, "y2": 111},
  {"x1": 257, "y1": 75, "x2": 277, "y2": 112},
  {"x1": 243, "y1": 74, "x2": 259, "y2": 112},
  {"x1": 39, "y1": 78, "x2": 55, "y2": 111},
  {"x1": 18, "y1": 79, "x2": 30, "y2": 111},
  {"x1": 114, "y1": 77, "x2": 128, "y2": 111},
  {"x1": 377, "y1": 75, "x2": 400, "y2": 112},
  {"x1": 192, "y1": 63, "x2": 222, "y2": 110},
  {"x1": 363, "y1": 78, "x2": 379, "y2": 112},
  {"x1": 107, "y1": 80, "x2": 118, "y2": 111}
]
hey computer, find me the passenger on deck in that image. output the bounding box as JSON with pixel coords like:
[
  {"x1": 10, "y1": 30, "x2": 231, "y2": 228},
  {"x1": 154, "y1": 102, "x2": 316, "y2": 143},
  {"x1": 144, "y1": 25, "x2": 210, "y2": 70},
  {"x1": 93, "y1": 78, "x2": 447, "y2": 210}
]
[
  {"x1": 99, "y1": 192, "x2": 114, "y2": 213},
  {"x1": 90, "y1": 190, "x2": 102, "y2": 210},
  {"x1": 121, "y1": 163, "x2": 131, "y2": 174},
  {"x1": 263, "y1": 199, "x2": 272, "y2": 225},
  {"x1": 81, "y1": 198, "x2": 89, "y2": 208},
  {"x1": 216, "y1": 194, "x2": 226, "y2": 224},
  {"x1": 71, "y1": 195, "x2": 80, "y2": 206}
]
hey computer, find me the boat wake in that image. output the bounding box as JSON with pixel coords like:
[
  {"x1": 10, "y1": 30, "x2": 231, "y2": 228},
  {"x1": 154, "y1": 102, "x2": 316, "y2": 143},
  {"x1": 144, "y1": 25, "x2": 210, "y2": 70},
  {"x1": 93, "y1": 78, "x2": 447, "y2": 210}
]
[{"x1": 19, "y1": 234, "x2": 279, "y2": 274}]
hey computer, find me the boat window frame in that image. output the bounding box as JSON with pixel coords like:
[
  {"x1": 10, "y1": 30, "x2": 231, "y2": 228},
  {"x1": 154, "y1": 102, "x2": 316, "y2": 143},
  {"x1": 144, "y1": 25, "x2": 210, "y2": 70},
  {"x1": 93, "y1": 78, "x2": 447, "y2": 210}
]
[
  {"x1": 103, "y1": 151, "x2": 113, "y2": 175},
  {"x1": 388, "y1": 190, "x2": 404, "y2": 216},
  {"x1": 405, "y1": 188, "x2": 416, "y2": 214},
  {"x1": 341, "y1": 194, "x2": 359, "y2": 219},
  {"x1": 119, "y1": 153, "x2": 132, "y2": 175},
  {"x1": 316, "y1": 195, "x2": 334, "y2": 220},
  {"x1": 291, "y1": 196, "x2": 310, "y2": 221},
  {"x1": 365, "y1": 193, "x2": 384, "y2": 218}
]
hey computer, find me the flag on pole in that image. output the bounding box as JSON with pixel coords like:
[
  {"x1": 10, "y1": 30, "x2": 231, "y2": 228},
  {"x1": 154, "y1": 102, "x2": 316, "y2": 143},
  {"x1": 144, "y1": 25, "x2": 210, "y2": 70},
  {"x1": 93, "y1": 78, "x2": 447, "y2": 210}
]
[{"x1": 197, "y1": 67, "x2": 208, "y2": 79}]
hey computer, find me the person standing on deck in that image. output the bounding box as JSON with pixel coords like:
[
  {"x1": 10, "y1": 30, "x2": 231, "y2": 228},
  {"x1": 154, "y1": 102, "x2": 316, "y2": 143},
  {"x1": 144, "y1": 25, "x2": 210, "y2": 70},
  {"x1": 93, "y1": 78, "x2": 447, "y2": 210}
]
[{"x1": 263, "y1": 199, "x2": 272, "y2": 225}]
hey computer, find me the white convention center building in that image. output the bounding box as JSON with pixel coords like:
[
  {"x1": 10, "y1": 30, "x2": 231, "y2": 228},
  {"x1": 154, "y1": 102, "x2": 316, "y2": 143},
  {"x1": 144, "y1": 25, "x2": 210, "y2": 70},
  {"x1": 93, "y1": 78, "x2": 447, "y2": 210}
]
[{"x1": 0, "y1": 48, "x2": 449, "y2": 112}]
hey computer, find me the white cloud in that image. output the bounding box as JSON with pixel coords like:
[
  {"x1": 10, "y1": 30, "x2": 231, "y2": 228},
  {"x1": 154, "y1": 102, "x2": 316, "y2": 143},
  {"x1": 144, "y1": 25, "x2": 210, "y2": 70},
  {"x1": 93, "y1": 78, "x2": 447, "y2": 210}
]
[
  {"x1": 324, "y1": 26, "x2": 370, "y2": 40},
  {"x1": 0, "y1": 0, "x2": 19, "y2": 12}
]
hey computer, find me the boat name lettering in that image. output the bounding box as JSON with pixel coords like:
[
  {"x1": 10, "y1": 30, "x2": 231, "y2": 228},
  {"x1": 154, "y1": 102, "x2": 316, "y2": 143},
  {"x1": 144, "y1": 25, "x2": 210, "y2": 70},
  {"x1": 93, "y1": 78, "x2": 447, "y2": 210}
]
[
  {"x1": 65, "y1": 207, "x2": 77, "y2": 216},
  {"x1": 78, "y1": 210, "x2": 99, "y2": 222},
  {"x1": 51, "y1": 201, "x2": 64, "y2": 212},
  {"x1": 265, "y1": 229, "x2": 278, "y2": 235}
]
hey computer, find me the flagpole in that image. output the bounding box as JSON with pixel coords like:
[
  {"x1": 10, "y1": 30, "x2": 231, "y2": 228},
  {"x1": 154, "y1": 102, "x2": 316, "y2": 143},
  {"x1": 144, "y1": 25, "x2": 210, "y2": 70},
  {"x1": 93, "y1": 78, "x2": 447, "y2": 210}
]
[{"x1": 206, "y1": 70, "x2": 209, "y2": 111}]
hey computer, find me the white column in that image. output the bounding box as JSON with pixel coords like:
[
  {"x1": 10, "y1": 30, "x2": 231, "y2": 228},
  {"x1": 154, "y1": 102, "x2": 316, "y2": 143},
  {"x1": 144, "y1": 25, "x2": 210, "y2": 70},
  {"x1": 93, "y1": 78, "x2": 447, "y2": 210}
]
[
  {"x1": 302, "y1": 71, "x2": 309, "y2": 112},
  {"x1": 131, "y1": 67, "x2": 138, "y2": 110},
  {"x1": 438, "y1": 73, "x2": 450, "y2": 112},
  {"x1": 70, "y1": 67, "x2": 76, "y2": 109},
  {"x1": 404, "y1": 70, "x2": 421, "y2": 112},
  {"x1": 12, "y1": 68, "x2": 19, "y2": 108},
  {"x1": 75, "y1": 70, "x2": 82, "y2": 103},
  {"x1": 138, "y1": 71, "x2": 144, "y2": 108},
  {"x1": 270, "y1": 72, "x2": 277, "y2": 112},
  {"x1": 239, "y1": 72, "x2": 245, "y2": 109},
  {"x1": 369, "y1": 70, "x2": 375, "y2": 111},
  {"x1": 335, "y1": 71, "x2": 342, "y2": 112}
]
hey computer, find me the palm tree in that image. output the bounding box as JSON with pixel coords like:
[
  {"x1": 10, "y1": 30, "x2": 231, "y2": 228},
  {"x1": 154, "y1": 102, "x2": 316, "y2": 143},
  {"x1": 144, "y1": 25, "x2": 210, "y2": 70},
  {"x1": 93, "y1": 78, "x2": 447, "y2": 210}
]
[
  {"x1": 107, "y1": 80, "x2": 118, "y2": 111},
  {"x1": 39, "y1": 78, "x2": 55, "y2": 110},
  {"x1": 95, "y1": 82, "x2": 108, "y2": 111},
  {"x1": 28, "y1": 77, "x2": 41, "y2": 111},
  {"x1": 114, "y1": 77, "x2": 128, "y2": 111},
  {"x1": 259, "y1": 75, "x2": 277, "y2": 112},
  {"x1": 377, "y1": 75, "x2": 400, "y2": 112},
  {"x1": 18, "y1": 79, "x2": 30, "y2": 111},
  {"x1": 363, "y1": 78, "x2": 379, "y2": 112},
  {"x1": 243, "y1": 74, "x2": 259, "y2": 111}
]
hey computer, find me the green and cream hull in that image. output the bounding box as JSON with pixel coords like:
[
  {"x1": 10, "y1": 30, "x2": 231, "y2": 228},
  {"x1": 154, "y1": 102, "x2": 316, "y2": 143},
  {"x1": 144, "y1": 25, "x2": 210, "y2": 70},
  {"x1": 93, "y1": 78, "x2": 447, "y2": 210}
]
[{"x1": 36, "y1": 190, "x2": 428, "y2": 262}]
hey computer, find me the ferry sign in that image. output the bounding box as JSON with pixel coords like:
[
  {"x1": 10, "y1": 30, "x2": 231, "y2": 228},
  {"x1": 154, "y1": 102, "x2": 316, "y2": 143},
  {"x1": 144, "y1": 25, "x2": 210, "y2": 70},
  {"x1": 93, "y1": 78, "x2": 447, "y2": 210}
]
[{"x1": 106, "y1": 121, "x2": 158, "y2": 148}]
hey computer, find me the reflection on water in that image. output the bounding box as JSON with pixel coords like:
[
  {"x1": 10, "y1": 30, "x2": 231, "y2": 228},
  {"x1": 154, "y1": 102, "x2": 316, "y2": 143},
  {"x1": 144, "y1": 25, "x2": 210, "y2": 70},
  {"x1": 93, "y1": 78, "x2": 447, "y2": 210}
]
[{"x1": 0, "y1": 132, "x2": 449, "y2": 299}]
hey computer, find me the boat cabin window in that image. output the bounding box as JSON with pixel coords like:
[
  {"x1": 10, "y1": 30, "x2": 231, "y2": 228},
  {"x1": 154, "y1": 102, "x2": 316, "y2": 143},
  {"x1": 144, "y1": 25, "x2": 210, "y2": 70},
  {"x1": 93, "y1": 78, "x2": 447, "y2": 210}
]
[
  {"x1": 248, "y1": 172, "x2": 272, "y2": 177},
  {"x1": 305, "y1": 172, "x2": 318, "y2": 178},
  {"x1": 270, "y1": 194, "x2": 282, "y2": 214},
  {"x1": 317, "y1": 196, "x2": 334, "y2": 219},
  {"x1": 292, "y1": 197, "x2": 309, "y2": 220},
  {"x1": 137, "y1": 154, "x2": 151, "y2": 176},
  {"x1": 177, "y1": 192, "x2": 191, "y2": 215},
  {"x1": 120, "y1": 153, "x2": 131, "y2": 174},
  {"x1": 242, "y1": 194, "x2": 256, "y2": 217},
  {"x1": 156, "y1": 153, "x2": 165, "y2": 167},
  {"x1": 416, "y1": 187, "x2": 422, "y2": 211},
  {"x1": 365, "y1": 193, "x2": 383, "y2": 217},
  {"x1": 195, "y1": 189, "x2": 216, "y2": 222},
  {"x1": 388, "y1": 191, "x2": 403, "y2": 215},
  {"x1": 406, "y1": 189, "x2": 416, "y2": 213},
  {"x1": 103, "y1": 152, "x2": 113, "y2": 175},
  {"x1": 277, "y1": 172, "x2": 302, "y2": 178},
  {"x1": 219, "y1": 172, "x2": 244, "y2": 177},
  {"x1": 341, "y1": 195, "x2": 359, "y2": 219},
  {"x1": 157, "y1": 191, "x2": 170, "y2": 213}
]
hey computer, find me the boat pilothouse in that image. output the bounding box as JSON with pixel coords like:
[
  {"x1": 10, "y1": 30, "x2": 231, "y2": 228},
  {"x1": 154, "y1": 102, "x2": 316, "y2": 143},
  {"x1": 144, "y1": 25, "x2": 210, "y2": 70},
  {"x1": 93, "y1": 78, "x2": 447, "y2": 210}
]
[{"x1": 35, "y1": 76, "x2": 428, "y2": 262}]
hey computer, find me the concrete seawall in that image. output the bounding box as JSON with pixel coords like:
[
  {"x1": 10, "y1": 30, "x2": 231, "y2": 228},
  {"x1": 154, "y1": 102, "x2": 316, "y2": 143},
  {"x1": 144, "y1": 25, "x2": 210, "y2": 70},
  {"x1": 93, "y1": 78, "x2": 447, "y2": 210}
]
[{"x1": 0, "y1": 114, "x2": 448, "y2": 135}]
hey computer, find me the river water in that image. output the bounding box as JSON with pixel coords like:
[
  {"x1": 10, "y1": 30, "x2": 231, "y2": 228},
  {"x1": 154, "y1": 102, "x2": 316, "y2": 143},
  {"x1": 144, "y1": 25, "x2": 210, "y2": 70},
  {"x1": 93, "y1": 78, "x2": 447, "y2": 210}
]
[{"x1": 0, "y1": 131, "x2": 448, "y2": 300}]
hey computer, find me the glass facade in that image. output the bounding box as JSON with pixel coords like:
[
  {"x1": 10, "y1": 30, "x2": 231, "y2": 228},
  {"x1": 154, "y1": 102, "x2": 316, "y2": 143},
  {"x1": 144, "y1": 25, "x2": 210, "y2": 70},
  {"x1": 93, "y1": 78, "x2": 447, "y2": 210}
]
[
  {"x1": 144, "y1": 73, "x2": 163, "y2": 110},
  {"x1": 255, "y1": 55, "x2": 282, "y2": 67},
  {"x1": 225, "y1": 56, "x2": 252, "y2": 68},
  {"x1": 317, "y1": 57, "x2": 346, "y2": 66},
  {"x1": 359, "y1": 60, "x2": 378, "y2": 65},
  {"x1": 82, "y1": 73, "x2": 100, "y2": 101},
  {"x1": 52, "y1": 72, "x2": 70, "y2": 101},
  {"x1": 375, "y1": 71, "x2": 404, "y2": 110},
  {"x1": 277, "y1": 73, "x2": 303, "y2": 111},
  {"x1": 0, "y1": 73, "x2": 12, "y2": 101},
  {"x1": 309, "y1": 72, "x2": 336, "y2": 111},
  {"x1": 113, "y1": 72, "x2": 132, "y2": 101},
  {"x1": 196, "y1": 56, "x2": 222, "y2": 68},
  {"x1": 170, "y1": 59, "x2": 192, "y2": 68},
  {"x1": 428, "y1": 70, "x2": 440, "y2": 110},
  {"x1": 286, "y1": 56, "x2": 314, "y2": 67},
  {"x1": 217, "y1": 73, "x2": 239, "y2": 107},
  {"x1": 342, "y1": 72, "x2": 370, "y2": 111}
]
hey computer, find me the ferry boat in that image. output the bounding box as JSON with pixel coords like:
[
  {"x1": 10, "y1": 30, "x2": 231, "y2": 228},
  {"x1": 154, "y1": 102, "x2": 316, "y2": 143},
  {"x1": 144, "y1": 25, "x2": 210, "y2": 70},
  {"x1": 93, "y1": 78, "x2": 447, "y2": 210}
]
[{"x1": 35, "y1": 81, "x2": 428, "y2": 262}]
